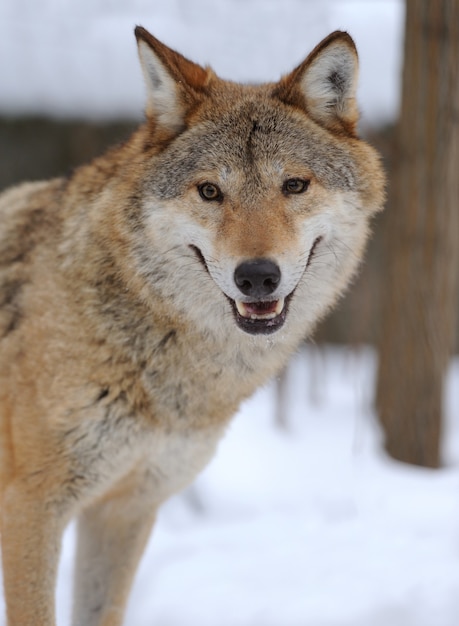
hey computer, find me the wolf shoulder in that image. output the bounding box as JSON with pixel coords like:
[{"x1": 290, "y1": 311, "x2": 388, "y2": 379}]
[{"x1": 0, "y1": 178, "x2": 65, "y2": 259}]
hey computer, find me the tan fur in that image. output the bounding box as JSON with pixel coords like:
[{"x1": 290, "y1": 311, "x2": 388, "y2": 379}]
[{"x1": 0, "y1": 27, "x2": 385, "y2": 625}]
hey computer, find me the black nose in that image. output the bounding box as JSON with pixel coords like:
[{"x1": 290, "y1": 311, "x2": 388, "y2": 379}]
[{"x1": 234, "y1": 259, "x2": 281, "y2": 298}]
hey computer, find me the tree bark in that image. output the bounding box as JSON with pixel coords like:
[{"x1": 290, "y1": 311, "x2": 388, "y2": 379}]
[{"x1": 376, "y1": 0, "x2": 459, "y2": 467}]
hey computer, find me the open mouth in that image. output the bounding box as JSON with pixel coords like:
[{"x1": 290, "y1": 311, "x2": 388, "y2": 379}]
[
  {"x1": 229, "y1": 296, "x2": 291, "y2": 335},
  {"x1": 189, "y1": 236, "x2": 322, "y2": 336}
]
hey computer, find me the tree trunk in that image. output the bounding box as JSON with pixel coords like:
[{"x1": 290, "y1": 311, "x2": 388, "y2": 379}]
[{"x1": 376, "y1": 0, "x2": 459, "y2": 467}]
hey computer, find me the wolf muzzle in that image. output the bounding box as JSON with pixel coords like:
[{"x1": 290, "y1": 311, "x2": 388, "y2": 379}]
[{"x1": 231, "y1": 258, "x2": 288, "y2": 335}]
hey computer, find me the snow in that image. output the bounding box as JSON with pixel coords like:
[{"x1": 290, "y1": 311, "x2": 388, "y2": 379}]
[
  {"x1": 0, "y1": 0, "x2": 404, "y2": 126},
  {"x1": 32, "y1": 347, "x2": 458, "y2": 625}
]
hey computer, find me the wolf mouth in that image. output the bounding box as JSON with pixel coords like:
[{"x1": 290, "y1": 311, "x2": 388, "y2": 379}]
[
  {"x1": 229, "y1": 295, "x2": 291, "y2": 335},
  {"x1": 189, "y1": 236, "x2": 322, "y2": 335}
]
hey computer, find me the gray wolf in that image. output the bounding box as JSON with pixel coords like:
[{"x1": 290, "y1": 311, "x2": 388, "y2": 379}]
[{"x1": 0, "y1": 25, "x2": 385, "y2": 625}]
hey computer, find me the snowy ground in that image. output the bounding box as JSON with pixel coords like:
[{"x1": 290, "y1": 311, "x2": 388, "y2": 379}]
[{"x1": 14, "y1": 346, "x2": 452, "y2": 626}]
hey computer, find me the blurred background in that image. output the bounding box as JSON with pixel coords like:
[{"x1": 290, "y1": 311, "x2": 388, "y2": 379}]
[{"x1": 1, "y1": 1, "x2": 459, "y2": 625}]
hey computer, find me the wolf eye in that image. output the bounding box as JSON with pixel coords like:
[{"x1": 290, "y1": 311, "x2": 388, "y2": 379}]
[
  {"x1": 282, "y1": 178, "x2": 310, "y2": 195},
  {"x1": 198, "y1": 182, "x2": 223, "y2": 202}
]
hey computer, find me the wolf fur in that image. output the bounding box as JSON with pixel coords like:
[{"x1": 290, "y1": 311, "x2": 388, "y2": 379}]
[{"x1": 0, "y1": 26, "x2": 385, "y2": 625}]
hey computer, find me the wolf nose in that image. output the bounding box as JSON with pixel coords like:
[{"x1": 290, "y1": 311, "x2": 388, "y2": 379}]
[{"x1": 234, "y1": 259, "x2": 281, "y2": 298}]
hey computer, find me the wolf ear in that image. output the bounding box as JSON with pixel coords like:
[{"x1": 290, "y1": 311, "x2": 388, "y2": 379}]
[
  {"x1": 135, "y1": 26, "x2": 211, "y2": 134},
  {"x1": 276, "y1": 31, "x2": 359, "y2": 135}
]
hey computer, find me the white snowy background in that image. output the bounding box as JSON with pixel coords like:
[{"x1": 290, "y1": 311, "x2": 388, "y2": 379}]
[
  {"x1": 0, "y1": 0, "x2": 402, "y2": 127},
  {"x1": 2, "y1": 1, "x2": 459, "y2": 625}
]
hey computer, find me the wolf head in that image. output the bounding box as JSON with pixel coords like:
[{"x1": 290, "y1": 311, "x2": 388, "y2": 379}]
[{"x1": 131, "y1": 27, "x2": 385, "y2": 340}]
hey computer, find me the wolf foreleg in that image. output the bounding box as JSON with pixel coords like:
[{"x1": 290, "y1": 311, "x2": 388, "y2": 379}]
[
  {"x1": 72, "y1": 467, "x2": 158, "y2": 626},
  {"x1": 1, "y1": 481, "x2": 67, "y2": 626}
]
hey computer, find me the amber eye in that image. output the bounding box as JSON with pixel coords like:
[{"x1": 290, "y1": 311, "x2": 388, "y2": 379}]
[
  {"x1": 282, "y1": 178, "x2": 310, "y2": 195},
  {"x1": 198, "y1": 182, "x2": 223, "y2": 202}
]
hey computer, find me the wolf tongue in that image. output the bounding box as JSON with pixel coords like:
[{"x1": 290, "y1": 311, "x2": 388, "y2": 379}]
[
  {"x1": 245, "y1": 302, "x2": 277, "y2": 315},
  {"x1": 235, "y1": 299, "x2": 284, "y2": 319}
]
